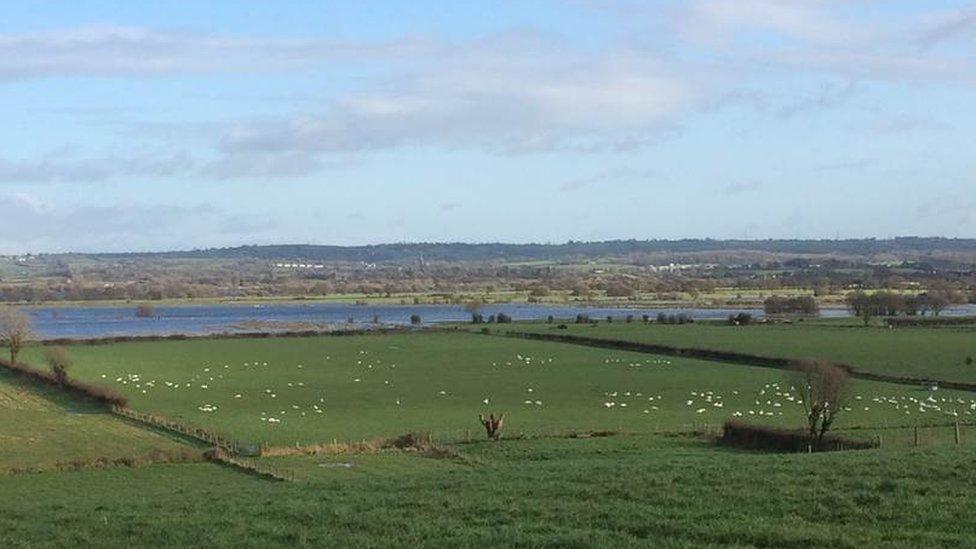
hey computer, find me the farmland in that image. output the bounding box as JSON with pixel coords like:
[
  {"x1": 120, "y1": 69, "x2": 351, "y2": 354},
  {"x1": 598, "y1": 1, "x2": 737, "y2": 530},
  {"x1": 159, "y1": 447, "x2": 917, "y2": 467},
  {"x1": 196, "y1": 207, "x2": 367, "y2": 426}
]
[
  {"x1": 501, "y1": 320, "x2": 976, "y2": 384},
  {"x1": 3, "y1": 435, "x2": 976, "y2": 547},
  {"x1": 5, "y1": 326, "x2": 976, "y2": 546},
  {"x1": 0, "y1": 369, "x2": 194, "y2": 473},
  {"x1": 20, "y1": 332, "x2": 976, "y2": 448}
]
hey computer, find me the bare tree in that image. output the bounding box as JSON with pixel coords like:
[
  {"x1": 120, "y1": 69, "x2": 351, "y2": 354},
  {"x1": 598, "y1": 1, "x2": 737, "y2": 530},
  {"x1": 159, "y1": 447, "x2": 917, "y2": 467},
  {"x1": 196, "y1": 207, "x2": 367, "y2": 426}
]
[
  {"x1": 789, "y1": 359, "x2": 850, "y2": 442},
  {"x1": 478, "y1": 413, "x2": 505, "y2": 440},
  {"x1": 845, "y1": 291, "x2": 874, "y2": 326},
  {"x1": 44, "y1": 346, "x2": 73, "y2": 386},
  {"x1": 0, "y1": 308, "x2": 34, "y2": 364}
]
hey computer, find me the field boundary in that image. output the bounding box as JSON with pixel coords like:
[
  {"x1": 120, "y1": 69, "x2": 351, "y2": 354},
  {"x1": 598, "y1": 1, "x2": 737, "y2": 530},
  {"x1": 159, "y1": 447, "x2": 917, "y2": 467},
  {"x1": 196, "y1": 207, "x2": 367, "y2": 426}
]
[
  {"x1": 110, "y1": 406, "x2": 255, "y2": 455},
  {"x1": 0, "y1": 358, "x2": 128, "y2": 407},
  {"x1": 498, "y1": 330, "x2": 976, "y2": 392},
  {"x1": 37, "y1": 325, "x2": 420, "y2": 346}
]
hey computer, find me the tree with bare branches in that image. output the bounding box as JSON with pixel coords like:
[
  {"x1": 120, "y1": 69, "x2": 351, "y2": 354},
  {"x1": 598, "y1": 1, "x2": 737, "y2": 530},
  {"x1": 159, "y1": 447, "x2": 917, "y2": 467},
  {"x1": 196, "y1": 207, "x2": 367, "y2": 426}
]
[
  {"x1": 788, "y1": 359, "x2": 850, "y2": 442},
  {"x1": 0, "y1": 308, "x2": 33, "y2": 364},
  {"x1": 478, "y1": 413, "x2": 505, "y2": 440},
  {"x1": 44, "y1": 346, "x2": 73, "y2": 386}
]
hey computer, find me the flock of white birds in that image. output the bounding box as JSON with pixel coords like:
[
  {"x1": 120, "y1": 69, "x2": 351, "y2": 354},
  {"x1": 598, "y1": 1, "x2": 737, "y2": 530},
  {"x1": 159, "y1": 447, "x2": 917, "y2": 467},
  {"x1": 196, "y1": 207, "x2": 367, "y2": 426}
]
[{"x1": 98, "y1": 348, "x2": 976, "y2": 430}]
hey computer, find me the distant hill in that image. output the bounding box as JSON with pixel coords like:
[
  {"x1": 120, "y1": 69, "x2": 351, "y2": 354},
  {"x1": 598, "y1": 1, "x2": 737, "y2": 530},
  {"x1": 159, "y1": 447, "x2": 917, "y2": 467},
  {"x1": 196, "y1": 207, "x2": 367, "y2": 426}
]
[{"x1": 66, "y1": 238, "x2": 976, "y2": 263}]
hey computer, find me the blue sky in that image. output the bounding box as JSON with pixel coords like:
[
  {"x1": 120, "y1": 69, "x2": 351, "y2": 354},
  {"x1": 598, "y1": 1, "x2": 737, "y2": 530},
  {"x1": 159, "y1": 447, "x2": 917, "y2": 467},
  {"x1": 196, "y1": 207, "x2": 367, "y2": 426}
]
[{"x1": 0, "y1": 0, "x2": 974, "y2": 253}]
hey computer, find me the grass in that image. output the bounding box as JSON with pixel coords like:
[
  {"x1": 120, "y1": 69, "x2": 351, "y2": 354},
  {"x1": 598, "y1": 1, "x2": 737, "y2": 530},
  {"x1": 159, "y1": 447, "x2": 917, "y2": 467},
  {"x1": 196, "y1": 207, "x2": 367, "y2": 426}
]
[
  {"x1": 0, "y1": 369, "x2": 194, "y2": 473},
  {"x1": 3, "y1": 434, "x2": 976, "y2": 547},
  {"x1": 5, "y1": 328, "x2": 976, "y2": 546},
  {"x1": 20, "y1": 332, "x2": 976, "y2": 448},
  {"x1": 503, "y1": 321, "x2": 976, "y2": 384}
]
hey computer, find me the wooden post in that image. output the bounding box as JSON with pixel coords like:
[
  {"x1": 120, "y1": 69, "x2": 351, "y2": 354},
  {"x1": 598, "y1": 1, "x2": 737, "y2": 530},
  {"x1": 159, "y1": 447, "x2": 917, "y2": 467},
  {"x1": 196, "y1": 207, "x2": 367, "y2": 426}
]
[
  {"x1": 914, "y1": 424, "x2": 919, "y2": 447},
  {"x1": 877, "y1": 434, "x2": 882, "y2": 449},
  {"x1": 955, "y1": 421, "x2": 961, "y2": 445}
]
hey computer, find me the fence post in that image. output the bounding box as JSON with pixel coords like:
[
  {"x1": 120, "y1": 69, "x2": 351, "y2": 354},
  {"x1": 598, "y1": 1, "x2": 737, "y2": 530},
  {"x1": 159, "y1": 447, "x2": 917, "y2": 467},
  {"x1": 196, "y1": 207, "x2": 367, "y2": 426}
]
[
  {"x1": 914, "y1": 424, "x2": 919, "y2": 447},
  {"x1": 955, "y1": 421, "x2": 961, "y2": 445}
]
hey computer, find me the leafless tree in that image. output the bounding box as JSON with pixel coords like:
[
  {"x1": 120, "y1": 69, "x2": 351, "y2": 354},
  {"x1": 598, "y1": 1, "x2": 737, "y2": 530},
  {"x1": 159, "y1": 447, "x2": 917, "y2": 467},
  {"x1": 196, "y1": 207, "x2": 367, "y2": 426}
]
[
  {"x1": 0, "y1": 308, "x2": 34, "y2": 364},
  {"x1": 789, "y1": 359, "x2": 850, "y2": 441},
  {"x1": 44, "y1": 346, "x2": 73, "y2": 386},
  {"x1": 479, "y1": 413, "x2": 505, "y2": 440}
]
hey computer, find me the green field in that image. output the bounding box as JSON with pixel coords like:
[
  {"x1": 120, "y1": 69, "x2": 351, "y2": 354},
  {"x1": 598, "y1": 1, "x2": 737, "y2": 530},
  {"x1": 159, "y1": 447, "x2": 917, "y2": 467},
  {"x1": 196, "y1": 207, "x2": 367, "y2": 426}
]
[
  {"x1": 502, "y1": 321, "x2": 976, "y2": 384},
  {"x1": 19, "y1": 332, "x2": 976, "y2": 448},
  {"x1": 0, "y1": 369, "x2": 193, "y2": 473},
  {"x1": 3, "y1": 435, "x2": 976, "y2": 547},
  {"x1": 6, "y1": 328, "x2": 976, "y2": 546}
]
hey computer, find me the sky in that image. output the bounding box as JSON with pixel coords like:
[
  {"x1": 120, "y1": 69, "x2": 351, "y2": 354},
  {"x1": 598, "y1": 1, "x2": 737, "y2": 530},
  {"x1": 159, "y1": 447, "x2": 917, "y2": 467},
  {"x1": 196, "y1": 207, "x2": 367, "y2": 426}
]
[{"x1": 1, "y1": 0, "x2": 975, "y2": 253}]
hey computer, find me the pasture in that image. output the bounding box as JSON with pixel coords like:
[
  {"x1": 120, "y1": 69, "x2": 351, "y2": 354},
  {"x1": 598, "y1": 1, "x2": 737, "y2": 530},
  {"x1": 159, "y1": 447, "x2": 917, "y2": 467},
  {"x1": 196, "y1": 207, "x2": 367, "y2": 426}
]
[
  {"x1": 502, "y1": 321, "x2": 976, "y2": 384},
  {"x1": 0, "y1": 369, "x2": 193, "y2": 473},
  {"x1": 21, "y1": 332, "x2": 976, "y2": 448},
  {"x1": 2, "y1": 435, "x2": 976, "y2": 547}
]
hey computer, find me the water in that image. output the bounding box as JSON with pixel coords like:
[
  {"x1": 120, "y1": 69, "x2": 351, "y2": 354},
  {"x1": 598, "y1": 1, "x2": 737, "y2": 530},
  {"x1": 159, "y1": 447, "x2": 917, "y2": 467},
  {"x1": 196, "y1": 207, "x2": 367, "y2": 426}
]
[{"x1": 21, "y1": 302, "x2": 976, "y2": 340}]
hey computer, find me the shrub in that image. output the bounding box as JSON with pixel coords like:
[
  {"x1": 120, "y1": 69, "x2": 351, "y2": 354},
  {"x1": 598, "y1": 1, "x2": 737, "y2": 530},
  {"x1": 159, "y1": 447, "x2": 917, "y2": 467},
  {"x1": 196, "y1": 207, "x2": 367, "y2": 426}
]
[
  {"x1": 764, "y1": 296, "x2": 819, "y2": 316},
  {"x1": 410, "y1": 314, "x2": 422, "y2": 325},
  {"x1": 44, "y1": 346, "x2": 73, "y2": 386},
  {"x1": 727, "y1": 313, "x2": 753, "y2": 326},
  {"x1": 967, "y1": 356, "x2": 974, "y2": 366},
  {"x1": 719, "y1": 421, "x2": 875, "y2": 453},
  {"x1": 496, "y1": 313, "x2": 512, "y2": 324},
  {"x1": 471, "y1": 313, "x2": 484, "y2": 324},
  {"x1": 135, "y1": 304, "x2": 156, "y2": 318}
]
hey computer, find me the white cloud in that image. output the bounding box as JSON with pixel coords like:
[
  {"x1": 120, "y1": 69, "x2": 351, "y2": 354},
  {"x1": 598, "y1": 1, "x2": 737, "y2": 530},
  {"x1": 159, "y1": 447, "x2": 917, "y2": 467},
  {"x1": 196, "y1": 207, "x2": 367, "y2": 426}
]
[
  {"x1": 0, "y1": 152, "x2": 195, "y2": 183},
  {"x1": 0, "y1": 25, "x2": 429, "y2": 80},
  {"x1": 0, "y1": 193, "x2": 278, "y2": 253},
  {"x1": 685, "y1": 0, "x2": 871, "y2": 46},
  {"x1": 218, "y1": 34, "x2": 697, "y2": 155}
]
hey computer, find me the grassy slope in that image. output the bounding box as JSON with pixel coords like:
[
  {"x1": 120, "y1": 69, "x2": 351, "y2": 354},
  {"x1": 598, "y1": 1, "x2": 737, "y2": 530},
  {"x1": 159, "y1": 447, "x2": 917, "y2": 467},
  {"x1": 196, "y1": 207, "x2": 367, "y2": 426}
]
[
  {"x1": 2, "y1": 435, "x2": 976, "y2": 547},
  {"x1": 22, "y1": 332, "x2": 976, "y2": 446},
  {"x1": 0, "y1": 369, "x2": 193, "y2": 473},
  {"x1": 505, "y1": 322, "x2": 976, "y2": 383}
]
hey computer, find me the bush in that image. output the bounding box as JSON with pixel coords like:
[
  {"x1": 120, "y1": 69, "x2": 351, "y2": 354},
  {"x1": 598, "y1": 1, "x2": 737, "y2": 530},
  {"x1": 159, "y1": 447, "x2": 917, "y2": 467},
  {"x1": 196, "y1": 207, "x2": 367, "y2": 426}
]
[
  {"x1": 967, "y1": 356, "x2": 974, "y2": 366},
  {"x1": 135, "y1": 304, "x2": 156, "y2": 318},
  {"x1": 727, "y1": 313, "x2": 753, "y2": 326},
  {"x1": 44, "y1": 346, "x2": 73, "y2": 386},
  {"x1": 764, "y1": 296, "x2": 819, "y2": 316},
  {"x1": 720, "y1": 421, "x2": 874, "y2": 453},
  {"x1": 471, "y1": 313, "x2": 484, "y2": 324},
  {"x1": 410, "y1": 314, "x2": 422, "y2": 325},
  {"x1": 496, "y1": 313, "x2": 512, "y2": 324}
]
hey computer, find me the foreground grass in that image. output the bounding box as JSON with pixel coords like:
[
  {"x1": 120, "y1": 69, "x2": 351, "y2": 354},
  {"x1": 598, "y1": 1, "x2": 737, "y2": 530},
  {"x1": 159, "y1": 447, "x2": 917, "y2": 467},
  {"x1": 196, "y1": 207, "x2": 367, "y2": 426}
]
[
  {"x1": 23, "y1": 333, "x2": 976, "y2": 447},
  {"x1": 2, "y1": 435, "x2": 976, "y2": 547},
  {"x1": 504, "y1": 321, "x2": 976, "y2": 384},
  {"x1": 0, "y1": 369, "x2": 194, "y2": 473}
]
